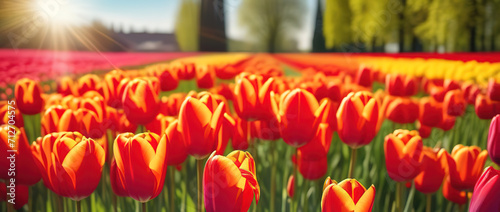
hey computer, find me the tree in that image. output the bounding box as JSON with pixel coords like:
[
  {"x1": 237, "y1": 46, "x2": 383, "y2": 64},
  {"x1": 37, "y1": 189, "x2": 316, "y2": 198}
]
[
  {"x1": 175, "y1": 0, "x2": 200, "y2": 51},
  {"x1": 312, "y1": 0, "x2": 326, "y2": 52},
  {"x1": 199, "y1": 0, "x2": 227, "y2": 51},
  {"x1": 323, "y1": 0, "x2": 352, "y2": 50},
  {"x1": 238, "y1": 0, "x2": 305, "y2": 53}
]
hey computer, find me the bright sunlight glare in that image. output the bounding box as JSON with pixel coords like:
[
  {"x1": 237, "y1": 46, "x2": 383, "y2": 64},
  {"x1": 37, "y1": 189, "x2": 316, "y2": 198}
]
[{"x1": 31, "y1": 0, "x2": 85, "y2": 27}]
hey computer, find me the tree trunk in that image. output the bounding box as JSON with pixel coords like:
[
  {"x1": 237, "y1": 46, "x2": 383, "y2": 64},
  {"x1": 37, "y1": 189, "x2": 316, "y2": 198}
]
[
  {"x1": 312, "y1": 0, "x2": 327, "y2": 52},
  {"x1": 470, "y1": 26, "x2": 477, "y2": 52},
  {"x1": 199, "y1": 0, "x2": 227, "y2": 51}
]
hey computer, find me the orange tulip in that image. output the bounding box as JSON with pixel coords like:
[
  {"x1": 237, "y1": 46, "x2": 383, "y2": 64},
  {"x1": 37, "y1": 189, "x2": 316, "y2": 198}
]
[
  {"x1": 177, "y1": 97, "x2": 224, "y2": 159},
  {"x1": 437, "y1": 114, "x2": 456, "y2": 131},
  {"x1": 233, "y1": 74, "x2": 277, "y2": 121},
  {"x1": 0, "y1": 103, "x2": 23, "y2": 128},
  {"x1": 443, "y1": 90, "x2": 466, "y2": 116},
  {"x1": 318, "y1": 99, "x2": 339, "y2": 132},
  {"x1": 278, "y1": 88, "x2": 326, "y2": 147},
  {"x1": 121, "y1": 78, "x2": 160, "y2": 125},
  {"x1": 145, "y1": 114, "x2": 175, "y2": 135},
  {"x1": 195, "y1": 64, "x2": 216, "y2": 89},
  {"x1": 323, "y1": 177, "x2": 337, "y2": 191},
  {"x1": 110, "y1": 132, "x2": 167, "y2": 202},
  {"x1": 321, "y1": 178, "x2": 376, "y2": 212},
  {"x1": 385, "y1": 74, "x2": 418, "y2": 97},
  {"x1": 416, "y1": 121, "x2": 431, "y2": 139},
  {"x1": 31, "y1": 132, "x2": 105, "y2": 200},
  {"x1": 0, "y1": 182, "x2": 29, "y2": 210},
  {"x1": 15, "y1": 78, "x2": 44, "y2": 114},
  {"x1": 159, "y1": 93, "x2": 186, "y2": 116},
  {"x1": 0, "y1": 125, "x2": 41, "y2": 185},
  {"x1": 414, "y1": 147, "x2": 447, "y2": 194},
  {"x1": 176, "y1": 62, "x2": 196, "y2": 80},
  {"x1": 41, "y1": 106, "x2": 79, "y2": 135},
  {"x1": 75, "y1": 108, "x2": 105, "y2": 139},
  {"x1": 57, "y1": 76, "x2": 78, "y2": 96},
  {"x1": 488, "y1": 78, "x2": 500, "y2": 101},
  {"x1": 253, "y1": 117, "x2": 281, "y2": 141},
  {"x1": 337, "y1": 91, "x2": 380, "y2": 149},
  {"x1": 77, "y1": 74, "x2": 102, "y2": 96},
  {"x1": 462, "y1": 82, "x2": 480, "y2": 105},
  {"x1": 445, "y1": 145, "x2": 488, "y2": 191},
  {"x1": 162, "y1": 120, "x2": 188, "y2": 166},
  {"x1": 419, "y1": 97, "x2": 443, "y2": 127},
  {"x1": 204, "y1": 150, "x2": 260, "y2": 212},
  {"x1": 232, "y1": 117, "x2": 250, "y2": 150},
  {"x1": 442, "y1": 177, "x2": 467, "y2": 205},
  {"x1": 102, "y1": 70, "x2": 127, "y2": 108},
  {"x1": 384, "y1": 130, "x2": 423, "y2": 182}
]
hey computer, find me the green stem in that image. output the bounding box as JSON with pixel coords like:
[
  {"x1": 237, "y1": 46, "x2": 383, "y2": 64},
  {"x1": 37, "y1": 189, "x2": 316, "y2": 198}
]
[
  {"x1": 142, "y1": 202, "x2": 146, "y2": 212},
  {"x1": 426, "y1": 194, "x2": 431, "y2": 212},
  {"x1": 169, "y1": 167, "x2": 175, "y2": 212},
  {"x1": 465, "y1": 191, "x2": 470, "y2": 211},
  {"x1": 292, "y1": 148, "x2": 298, "y2": 212},
  {"x1": 28, "y1": 186, "x2": 33, "y2": 212},
  {"x1": 396, "y1": 182, "x2": 403, "y2": 212},
  {"x1": 270, "y1": 141, "x2": 276, "y2": 212},
  {"x1": 112, "y1": 193, "x2": 117, "y2": 212},
  {"x1": 76, "y1": 200, "x2": 81, "y2": 212},
  {"x1": 348, "y1": 148, "x2": 357, "y2": 178},
  {"x1": 56, "y1": 194, "x2": 64, "y2": 212},
  {"x1": 197, "y1": 159, "x2": 203, "y2": 212},
  {"x1": 303, "y1": 180, "x2": 309, "y2": 212},
  {"x1": 22, "y1": 113, "x2": 35, "y2": 143}
]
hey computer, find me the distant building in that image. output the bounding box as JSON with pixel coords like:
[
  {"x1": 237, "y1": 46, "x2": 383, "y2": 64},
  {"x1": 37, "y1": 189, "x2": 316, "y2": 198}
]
[{"x1": 111, "y1": 25, "x2": 180, "y2": 52}]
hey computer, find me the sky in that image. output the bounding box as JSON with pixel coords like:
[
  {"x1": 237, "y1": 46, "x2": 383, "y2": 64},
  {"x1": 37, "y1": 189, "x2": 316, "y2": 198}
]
[{"x1": 33, "y1": 0, "x2": 316, "y2": 51}]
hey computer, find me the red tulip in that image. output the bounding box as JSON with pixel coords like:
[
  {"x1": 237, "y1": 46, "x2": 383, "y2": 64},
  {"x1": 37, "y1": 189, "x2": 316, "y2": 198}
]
[
  {"x1": 158, "y1": 68, "x2": 179, "y2": 91},
  {"x1": 384, "y1": 130, "x2": 423, "y2": 182},
  {"x1": 462, "y1": 82, "x2": 480, "y2": 105},
  {"x1": 443, "y1": 80, "x2": 460, "y2": 92},
  {"x1": 0, "y1": 182, "x2": 29, "y2": 210},
  {"x1": 385, "y1": 74, "x2": 418, "y2": 97},
  {"x1": 445, "y1": 145, "x2": 488, "y2": 191},
  {"x1": 416, "y1": 121, "x2": 431, "y2": 139},
  {"x1": 355, "y1": 66, "x2": 374, "y2": 88},
  {"x1": 110, "y1": 132, "x2": 167, "y2": 202},
  {"x1": 279, "y1": 89, "x2": 326, "y2": 147},
  {"x1": 121, "y1": 78, "x2": 160, "y2": 125},
  {"x1": 443, "y1": 90, "x2": 466, "y2": 116},
  {"x1": 178, "y1": 97, "x2": 224, "y2": 159},
  {"x1": 321, "y1": 178, "x2": 376, "y2": 212},
  {"x1": 442, "y1": 177, "x2": 467, "y2": 205},
  {"x1": 195, "y1": 65, "x2": 216, "y2": 89},
  {"x1": 232, "y1": 117, "x2": 250, "y2": 150},
  {"x1": 488, "y1": 78, "x2": 500, "y2": 101},
  {"x1": 469, "y1": 166, "x2": 500, "y2": 211},
  {"x1": 384, "y1": 96, "x2": 419, "y2": 124},
  {"x1": 253, "y1": 117, "x2": 281, "y2": 141},
  {"x1": 414, "y1": 147, "x2": 447, "y2": 194},
  {"x1": 204, "y1": 150, "x2": 260, "y2": 212},
  {"x1": 337, "y1": 91, "x2": 380, "y2": 149},
  {"x1": 31, "y1": 132, "x2": 105, "y2": 200},
  {"x1": 0, "y1": 125, "x2": 41, "y2": 185},
  {"x1": 15, "y1": 78, "x2": 44, "y2": 114},
  {"x1": 162, "y1": 120, "x2": 188, "y2": 166},
  {"x1": 102, "y1": 70, "x2": 127, "y2": 108},
  {"x1": 475, "y1": 94, "x2": 499, "y2": 119},
  {"x1": 419, "y1": 97, "x2": 443, "y2": 127},
  {"x1": 159, "y1": 93, "x2": 186, "y2": 116},
  {"x1": 146, "y1": 114, "x2": 175, "y2": 135},
  {"x1": 437, "y1": 114, "x2": 456, "y2": 131},
  {"x1": 488, "y1": 115, "x2": 500, "y2": 165},
  {"x1": 0, "y1": 103, "x2": 23, "y2": 128}
]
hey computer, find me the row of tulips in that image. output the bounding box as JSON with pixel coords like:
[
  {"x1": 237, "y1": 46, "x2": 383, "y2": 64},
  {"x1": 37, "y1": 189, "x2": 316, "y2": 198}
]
[{"x1": 1, "y1": 54, "x2": 500, "y2": 211}]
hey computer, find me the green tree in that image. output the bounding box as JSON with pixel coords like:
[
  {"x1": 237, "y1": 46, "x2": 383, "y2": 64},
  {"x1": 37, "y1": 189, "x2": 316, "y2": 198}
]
[
  {"x1": 323, "y1": 0, "x2": 352, "y2": 50},
  {"x1": 238, "y1": 0, "x2": 305, "y2": 53},
  {"x1": 312, "y1": 0, "x2": 326, "y2": 52},
  {"x1": 175, "y1": 0, "x2": 200, "y2": 51}
]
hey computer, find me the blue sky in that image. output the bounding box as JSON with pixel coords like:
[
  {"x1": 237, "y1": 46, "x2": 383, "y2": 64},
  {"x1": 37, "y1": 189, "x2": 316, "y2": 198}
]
[{"x1": 40, "y1": 0, "x2": 316, "y2": 50}]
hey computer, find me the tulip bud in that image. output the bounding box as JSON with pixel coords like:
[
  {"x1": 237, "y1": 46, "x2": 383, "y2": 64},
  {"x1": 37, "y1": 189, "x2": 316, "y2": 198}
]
[
  {"x1": 321, "y1": 178, "x2": 375, "y2": 212},
  {"x1": 443, "y1": 90, "x2": 466, "y2": 116},
  {"x1": 287, "y1": 175, "x2": 295, "y2": 198},
  {"x1": 15, "y1": 78, "x2": 44, "y2": 114},
  {"x1": 195, "y1": 65, "x2": 216, "y2": 89},
  {"x1": 355, "y1": 66, "x2": 374, "y2": 88},
  {"x1": 384, "y1": 96, "x2": 419, "y2": 124},
  {"x1": 385, "y1": 74, "x2": 418, "y2": 97},
  {"x1": 78, "y1": 74, "x2": 101, "y2": 96},
  {"x1": 162, "y1": 120, "x2": 188, "y2": 166},
  {"x1": 474, "y1": 94, "x2": 497, "y2": 119},
  {"x1": 322, "y1": 177, "x2": 337, "y2": 191},
  {"x1": 488, "y1": 115, "x2": 500, "y2": 165},
  {"x1": 158, "y1": 68, "x2": 179, "y2": 91},
  {"x1": 57, "y1": 77, "x2": 78, "y2": 96},
  {"x1": 442, "y1": 177, "x2": 467, "y2": 205},
  {"x1": 414, "y1": 147, "x2": 447, "y2": 194},
  {"x1": 469, "y1": 167, "x2": 500, "y2": 211},
  {"x1": 419, "y1": 97, "x2": 443, "y2": 127}
]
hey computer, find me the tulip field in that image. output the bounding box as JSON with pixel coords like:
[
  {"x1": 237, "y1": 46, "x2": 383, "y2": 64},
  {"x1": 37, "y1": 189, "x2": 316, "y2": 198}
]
[{"x1": 2, "y1": 52, "x2": 500, "y2": 212}]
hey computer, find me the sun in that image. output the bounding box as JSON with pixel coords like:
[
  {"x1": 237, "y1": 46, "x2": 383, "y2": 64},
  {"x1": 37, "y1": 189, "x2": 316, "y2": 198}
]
[{"x1": 31, "y1": 0, "x2": 85, "y2": 27}]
